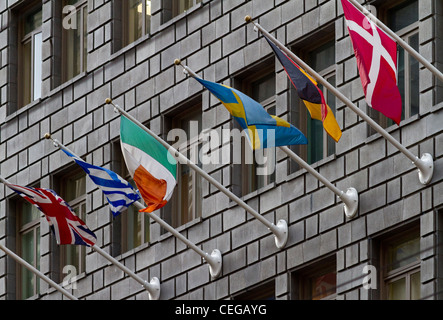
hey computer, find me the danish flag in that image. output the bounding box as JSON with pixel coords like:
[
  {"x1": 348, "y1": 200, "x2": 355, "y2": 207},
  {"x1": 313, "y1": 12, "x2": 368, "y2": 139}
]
[
  {"x1": 7, "y1": 184, "x2": 97, "y2": 247},
  {"x1": 341, "y1": 0, "x2": 402, "y2": 125}
]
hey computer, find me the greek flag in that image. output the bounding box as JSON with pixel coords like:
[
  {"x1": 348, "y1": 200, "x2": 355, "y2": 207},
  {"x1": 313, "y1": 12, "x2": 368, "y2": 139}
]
[{"x1": 61, "y1": 149, "x2": 141, "y2": 217}]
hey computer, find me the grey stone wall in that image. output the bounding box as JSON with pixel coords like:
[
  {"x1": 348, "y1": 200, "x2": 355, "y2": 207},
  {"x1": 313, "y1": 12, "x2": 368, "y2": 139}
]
[{"x1": 0, "y1": 0, "x2": 442, "y2": 300}]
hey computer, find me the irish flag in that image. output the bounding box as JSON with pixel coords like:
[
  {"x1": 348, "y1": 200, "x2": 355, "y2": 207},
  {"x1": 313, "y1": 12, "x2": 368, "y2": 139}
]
[{"x1": 120, "y1": 115, "x2": 177, "y2": 213}]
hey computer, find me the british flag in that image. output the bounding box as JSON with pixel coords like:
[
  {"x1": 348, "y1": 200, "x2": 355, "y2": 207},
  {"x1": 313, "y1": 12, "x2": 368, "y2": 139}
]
[{"x1": 6, "y1": 184, "x2": 97, "y2": 247}]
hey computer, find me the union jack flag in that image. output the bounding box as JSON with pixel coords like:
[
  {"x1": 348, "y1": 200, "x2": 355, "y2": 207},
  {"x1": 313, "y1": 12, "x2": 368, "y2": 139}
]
[{"x1": 6, "y1": 183, "x2": 97, "y2": 247}]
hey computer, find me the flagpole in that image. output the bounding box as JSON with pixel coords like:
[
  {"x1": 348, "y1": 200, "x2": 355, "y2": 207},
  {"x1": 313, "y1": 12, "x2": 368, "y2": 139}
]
[
  {"x1": 347, "y1": 0, "x2": 443, "y2": 83},
  {"x1": 0, "y1": 242, "x2": 78, "y2": 300},
  {"x1": 134, "y1": 202, "x2": 222, "y2": 279},
  {"x1": 42, "y1": 134, "x2": 161, "y2": 298},
  {"x1": 174, "y1": 59, "x2": 359, "y2": 219},
  {"x1": 245, "y1": 16, "x2": 434, "y2": 186},
  {"x1": 44, "y1": 134, "x2": 222, "y2": 279},
  {"x1": 105, "y1": 99, "x2": 289, "y2": 249},
  {"x1": 91, "y1": 244, "x2": 160, "y2": 300}
]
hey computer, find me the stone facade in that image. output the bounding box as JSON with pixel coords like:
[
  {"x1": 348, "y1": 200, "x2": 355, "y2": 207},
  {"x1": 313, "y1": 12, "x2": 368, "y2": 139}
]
[{"x1": 0, "y1": 0, "x2": 443, "y2": 300}]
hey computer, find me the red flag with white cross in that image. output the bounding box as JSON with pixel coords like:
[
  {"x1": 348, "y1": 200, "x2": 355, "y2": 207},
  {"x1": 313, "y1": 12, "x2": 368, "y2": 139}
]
[{"x1": 341, "y1": 0, "x2": 402, "y2": 125}]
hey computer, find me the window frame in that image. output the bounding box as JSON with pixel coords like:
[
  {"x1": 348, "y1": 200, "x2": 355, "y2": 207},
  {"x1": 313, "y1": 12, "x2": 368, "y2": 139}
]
[
  {"x1": 17, "y1": 3, "x2": 43, "y2": 109},
  {"x1": 380, "y1": 227, "x2": 421, "y2": 300},
  {"x1": 16, "y1": 197, "x2": 41, "y2": 300},
  {"x1": 111, "y1": 140, "x2": 150, "y2": 254},
  {"x1": 368, "y1": 0, "x2": 419, "y2": 135},
  {"x1": 171, "y1": 0, "x2": 202, "y2": 18},
  {"x1": 289, "y1": 36, "x2": 336, "y2": 167},
  {"x1": 291, "y1": 256, "x2": 337, "y2": 300},
  {"x1": 233, "y1": 62, "x2": 277, "y2": 196},
  {"x1": 169, "y1": 105, "x2": 203, "y2": 228},
  {"x1": 61, "y1": 0, "x2": 88, "y2": 82},
  {"x1": 122, "y1": 0, "x2": 152, "y2": 47},
  {"x1": 57, "y1": 168, "x2": 87, "y2": 276}
]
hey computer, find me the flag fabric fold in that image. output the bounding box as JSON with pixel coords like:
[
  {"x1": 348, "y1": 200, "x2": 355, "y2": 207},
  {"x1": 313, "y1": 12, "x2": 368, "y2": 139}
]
[
  {"x1": 341, "y1": 0, "x2": 402, "y2": 125},
  {"x1": 6, "y1": 184, "x2": 97, "y2": 247},
  {"x1": 120, "y1": 115, "x2": 177, "y2": 213},
  {"x1": 194, "y1": 77, "x2": 308, "y2": 149},
  {"x1": 263, "y1": 36, "x2": 342, "y2": 143},
  {"x1": 60, "y1": 149, "x2": 141, "y2": 217}
]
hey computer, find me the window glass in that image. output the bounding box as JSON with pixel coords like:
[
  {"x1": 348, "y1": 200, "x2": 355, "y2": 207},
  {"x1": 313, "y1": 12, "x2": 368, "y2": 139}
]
[
  {"x1": 63, "y1": 0, "x2": 88, "y2": 81},
  {"x1": 173, "y1": 0, "x2": 202, "y2": 17},
  {"x1": 387, "y1": 0, "x2": 418, "y2": 32},
  {"x1": 18, "y1": 200, "x2": 40, "y2": 299},
  {"x1": 20, "y1": 6, "x2": 42, "y2": 107},
  {"x1": 382, "y1": 228, "x2": 421, "y2": 300},
  {"x1": 123, "y1": 0, "x2": 151, "y2": 46},
  {"x1": 306, "y1": 40, "x2": 335, "y2": 164}
]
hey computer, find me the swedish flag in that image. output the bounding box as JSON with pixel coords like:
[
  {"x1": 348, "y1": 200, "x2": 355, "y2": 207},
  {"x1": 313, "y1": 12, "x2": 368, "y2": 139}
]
[{"x1": 195, "y1": 77, "x2": 307, "y2": 149}]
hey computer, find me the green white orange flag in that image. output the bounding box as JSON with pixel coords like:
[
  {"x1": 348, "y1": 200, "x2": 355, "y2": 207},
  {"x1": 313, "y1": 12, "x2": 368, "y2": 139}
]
[{"x1": 120, "y1": 115, "x2": 177, "y2": 213}]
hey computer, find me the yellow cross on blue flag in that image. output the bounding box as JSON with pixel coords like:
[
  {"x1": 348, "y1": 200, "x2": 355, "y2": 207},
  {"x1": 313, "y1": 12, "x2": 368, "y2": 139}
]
[{"x1": 195, "y1": 77, "x2": 307, "y2": 149}]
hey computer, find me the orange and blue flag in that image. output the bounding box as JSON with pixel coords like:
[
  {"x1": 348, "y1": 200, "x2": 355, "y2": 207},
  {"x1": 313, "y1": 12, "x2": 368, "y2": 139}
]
[
  {"x1": 264, "y1": 36, "x2": 342, "y2": 143},
  {"x1": 194, "y1": 77, "x2": 307, "y2": 149}
]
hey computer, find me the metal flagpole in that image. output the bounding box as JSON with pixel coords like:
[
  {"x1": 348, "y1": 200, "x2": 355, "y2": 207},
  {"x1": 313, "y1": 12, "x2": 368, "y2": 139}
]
[
  {"x1": 0, "y1": 242, "x2": 78, "y2": 300},
  {"x1": 174, "y1": 60, "x2": 359, "y2": 219},
  {"x1": 347, "y1": 0, "x2": 443, "y2": 83},
  {"x1": 91, "y1": 244, "x2": 160, "y2": 300},
  {"x1": 42, "y1": 134, "x2": 161, "y2": 298},
  {"x1": 105, "y1": 99, "x2": 290, "y2": 249},
  {"x1": 44, "y1": 133, "x2": 222, "y2": 279},
  {"x1": 245, "y1": 16, "x2": 434, "y2": 186},
  {"x1": 0, "y1": 176, "x2": 78, "y2": 300}
]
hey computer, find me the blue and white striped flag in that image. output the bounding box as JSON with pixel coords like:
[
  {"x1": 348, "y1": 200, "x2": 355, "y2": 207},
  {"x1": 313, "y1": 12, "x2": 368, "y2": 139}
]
[{"x1": 61, "y1": 149, "x2": 141, "y2": 217}]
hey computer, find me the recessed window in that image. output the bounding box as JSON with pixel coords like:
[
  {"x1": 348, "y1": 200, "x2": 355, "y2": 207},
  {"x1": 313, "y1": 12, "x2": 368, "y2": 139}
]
[
  {"x1": 381, "y1": 228, "x2": 420, "y2": 300},
  {"x1": 369, "y1": 0, "x2": 419, "y2": 135},
  {"x1": 292, "y1": 256, "x2": 337, "y2": 300},
  {"x1": 290, "y1": 40, "x2": 336, "y2": 167},
  {"x1": 17, "y1": 199, "x2": 41, "y2": 299},
  {"x1": 234, "y1": 281, "x2": 275, "y2": 300},
  {"x1": 62, "y1": 0, "x2": 88, "y2": 81},
  {"x1": 19, "y1": 4, "x2": 42, "y2": 108},
  {"x1": 112, "y1": 141, "x2": 150, "y2": 254},
  {"x1": 233, "y1": 65, "x2": 276, "y2": 196},
  {"x1": 169, "y1": 106, "x2": 203, "y2": 228},
  {"x1": 123, "y1": 0, "x2": 151, "y2": 47},
  {"x1": 58, "y1": 169, "x2": 87, "y2": 275}
]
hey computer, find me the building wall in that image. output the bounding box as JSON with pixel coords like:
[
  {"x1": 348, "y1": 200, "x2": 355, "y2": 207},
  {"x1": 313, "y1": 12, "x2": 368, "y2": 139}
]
[{"x1": 0, "y1": 0, "x2": 443, "y2": 300}]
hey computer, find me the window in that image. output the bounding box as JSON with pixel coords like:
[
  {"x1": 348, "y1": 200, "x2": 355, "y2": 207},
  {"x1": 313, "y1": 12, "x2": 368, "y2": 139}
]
[
  {"x1": 59, "y1": 170, "x2": 87, "y2": 274},
  {"x1": 234, "y1": 281, "x2": 275, "y2": 300},
  {"x1": 170, "y1": 106, "x2": 202, "y2": 228},
  {"x1": 369, "y1": 0, "x2": 419, "y2": 134},
  {"x1": 18, "y1": 4, "x2": 42, "y2": 108},
  {"x1": 381, "y1": 228, "x2": 420, "y2": 300},
  {"x1": 123, "y1": 0, "x2": 151, "y2": 47},
  {"x1": 172, "y1": 0, "x2": 202, "y2": 17},
  {"x1": 292, "y1": 257, "x2": 337, "y2": 300},
  {"x1": 290, "y1": 40, "x2": 336, "y2": 167},
  {"x1": 62, "y1": 0, "x2": 88, "y2": 81},
  {"x1": 233, "y1": 66, "x2": 276, "y2": 196},
  {"x1": 112, "y1": 141, "x2": 150, "y2": 254},
  {"x1": 161, "y1": 103, "x2": 202, "y2": 230},
  {"x1": 162, "y1": 0, "x2": 202, "y2": 23},
  {"x1": 17, "y1": 199, "x2": 41, "y2": 299}
]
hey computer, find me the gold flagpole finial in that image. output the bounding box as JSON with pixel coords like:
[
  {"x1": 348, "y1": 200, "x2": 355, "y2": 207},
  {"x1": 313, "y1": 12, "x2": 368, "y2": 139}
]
[
  {"x1": 174, "y1": 59, "x2": 182, "y2": 66},
  {"x1": 244, "y1": 15, "x2": 252, "y2": 23},
  {"x1": 44, "y1": 133, "x2": 52, "y2": 140},
  {"x1": 105, "y1": 98, "x2": 112, "y2": 105}
]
